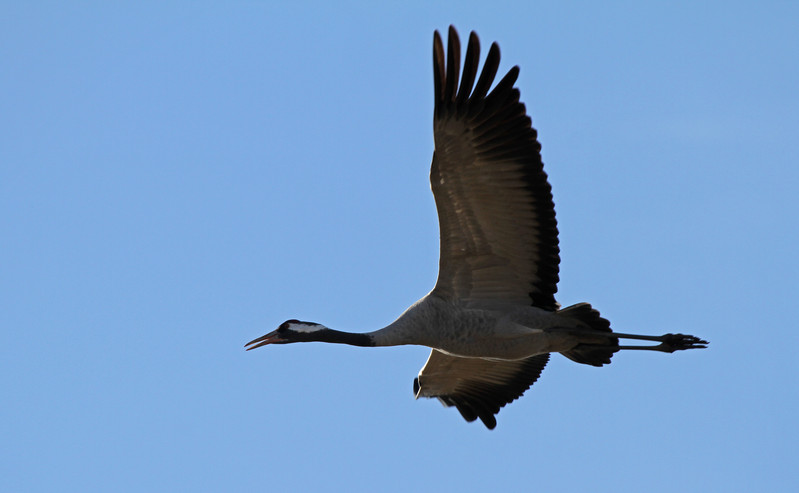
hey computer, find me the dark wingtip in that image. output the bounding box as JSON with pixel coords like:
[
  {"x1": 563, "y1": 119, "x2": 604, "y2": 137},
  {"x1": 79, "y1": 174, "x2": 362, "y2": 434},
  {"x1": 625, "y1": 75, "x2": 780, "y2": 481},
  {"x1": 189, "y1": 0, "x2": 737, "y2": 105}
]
[
  {"x1": 433, "y1": 30, "x2": 445, "y2": 112},
  {"x1": 444, "y1": 26, "x2": 461, "y2": 104},
  {"x1": 480, "y1": 415, "x2": 498, "y2": 430},
  {"x1": 470, "y1": 41, "x2": 501, "y2": 101},
  {"x1": 456, "y1": 31, "x2": 481, "y2": 105},
  {"x1": 489, "y1": 41, "x2": 501, "y2": 59}
]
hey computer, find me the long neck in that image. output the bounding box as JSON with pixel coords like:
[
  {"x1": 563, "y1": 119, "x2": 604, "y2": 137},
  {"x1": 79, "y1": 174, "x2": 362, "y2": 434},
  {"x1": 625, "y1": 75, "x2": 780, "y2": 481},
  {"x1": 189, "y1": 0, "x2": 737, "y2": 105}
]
[
  {"x1": 309, "y1": 329, "x2": 375, "y2": 347},
  {"x1": 306, "y1": 318, "x2": 419, "y2": 348},
  {"x1": 305, "y1": 299, "x2": 432, "y2": 348}
]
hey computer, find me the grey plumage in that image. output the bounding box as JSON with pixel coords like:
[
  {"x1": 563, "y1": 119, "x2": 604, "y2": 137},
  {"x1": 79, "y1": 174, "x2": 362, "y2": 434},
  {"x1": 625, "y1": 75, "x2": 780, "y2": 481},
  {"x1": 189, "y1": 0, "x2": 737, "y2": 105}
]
[{"x1": 246, "y1": 26, "x2": 708, "y2": 430}]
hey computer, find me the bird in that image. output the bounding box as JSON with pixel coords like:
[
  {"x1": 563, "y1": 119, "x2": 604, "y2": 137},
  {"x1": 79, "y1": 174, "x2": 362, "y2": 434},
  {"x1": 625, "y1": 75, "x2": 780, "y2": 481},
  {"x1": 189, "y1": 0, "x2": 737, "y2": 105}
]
[{"x1": 246, "y1": 26, "x2": 708, "y2": 429}]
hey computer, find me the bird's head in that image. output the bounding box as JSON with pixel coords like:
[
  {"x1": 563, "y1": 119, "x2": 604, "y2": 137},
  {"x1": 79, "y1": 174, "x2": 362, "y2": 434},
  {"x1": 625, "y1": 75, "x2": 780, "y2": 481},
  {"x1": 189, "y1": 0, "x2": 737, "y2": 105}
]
[{"x1": 245, "y1": 319, "x2": 328, "y2": 350}]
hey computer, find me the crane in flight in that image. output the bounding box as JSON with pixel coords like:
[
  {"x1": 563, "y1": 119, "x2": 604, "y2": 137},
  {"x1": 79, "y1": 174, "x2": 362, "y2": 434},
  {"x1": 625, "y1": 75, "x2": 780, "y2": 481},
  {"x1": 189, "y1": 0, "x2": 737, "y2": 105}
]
[{"x1": 246, "y1": 26, "x2": 708, "y2": 429}]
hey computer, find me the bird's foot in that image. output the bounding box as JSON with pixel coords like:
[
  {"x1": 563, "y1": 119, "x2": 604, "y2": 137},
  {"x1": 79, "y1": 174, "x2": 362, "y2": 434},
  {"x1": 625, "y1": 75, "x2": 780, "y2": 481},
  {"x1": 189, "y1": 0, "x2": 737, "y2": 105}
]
[{"x1": 658, "y1": 333, "x2": 708, "y2": 352}]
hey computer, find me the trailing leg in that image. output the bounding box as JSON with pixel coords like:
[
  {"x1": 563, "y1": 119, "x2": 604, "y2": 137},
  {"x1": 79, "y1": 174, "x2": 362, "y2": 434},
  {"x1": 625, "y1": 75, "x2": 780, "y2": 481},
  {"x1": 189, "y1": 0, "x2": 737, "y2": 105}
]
[
  {"x1": 613, "y1": 332, "x2": 708, "y2": 352},
  {"x1": 557, "y1": 303, "x2": 709, "y2": 366}
]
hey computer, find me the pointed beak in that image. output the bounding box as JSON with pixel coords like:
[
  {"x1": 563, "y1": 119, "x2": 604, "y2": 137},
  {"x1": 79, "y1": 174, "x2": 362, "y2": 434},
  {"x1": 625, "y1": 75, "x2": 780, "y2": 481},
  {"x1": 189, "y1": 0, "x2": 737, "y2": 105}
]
[{"x1": 244, "y1": 330, "x2": 285, "y2": 351}]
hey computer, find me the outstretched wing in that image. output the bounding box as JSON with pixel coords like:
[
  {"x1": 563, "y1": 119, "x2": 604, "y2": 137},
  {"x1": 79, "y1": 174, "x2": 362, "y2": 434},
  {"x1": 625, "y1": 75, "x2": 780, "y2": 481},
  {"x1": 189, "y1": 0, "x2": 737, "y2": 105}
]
[
  {"x1": 414, "y1": 349, "x2": 550, "y2": 429},
  {"x1": 430, "y1": 26, "x2": 560, "y2": 310}
]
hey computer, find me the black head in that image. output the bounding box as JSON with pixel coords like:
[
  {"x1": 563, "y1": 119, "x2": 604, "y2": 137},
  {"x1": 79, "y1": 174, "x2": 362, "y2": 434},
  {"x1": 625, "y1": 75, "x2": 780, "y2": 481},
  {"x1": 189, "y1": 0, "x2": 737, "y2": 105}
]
[{"x1": 244, "y1": 319, "x2": 327, "y2": 350}]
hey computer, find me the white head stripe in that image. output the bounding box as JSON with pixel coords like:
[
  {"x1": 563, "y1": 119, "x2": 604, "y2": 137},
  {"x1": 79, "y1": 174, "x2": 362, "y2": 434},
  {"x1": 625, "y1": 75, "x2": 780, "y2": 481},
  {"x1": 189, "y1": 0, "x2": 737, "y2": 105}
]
[{"x1": 291, "y1": 322, "x2": 324, "y2": 333}]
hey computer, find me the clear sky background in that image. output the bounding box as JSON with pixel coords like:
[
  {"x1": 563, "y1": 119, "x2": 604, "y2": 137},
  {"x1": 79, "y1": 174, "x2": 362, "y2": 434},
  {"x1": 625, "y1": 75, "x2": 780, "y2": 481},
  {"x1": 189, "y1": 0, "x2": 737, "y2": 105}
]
[{"x1": 2, "y1": 2, "x2": 798, "y2": 492}]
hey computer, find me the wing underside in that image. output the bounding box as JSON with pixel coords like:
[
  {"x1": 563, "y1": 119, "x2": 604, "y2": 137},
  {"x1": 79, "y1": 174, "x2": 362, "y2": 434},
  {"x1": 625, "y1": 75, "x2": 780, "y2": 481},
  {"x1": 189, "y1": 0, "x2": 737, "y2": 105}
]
[{"x1": 415, "y1": 349, "x2": 550, "y2": 429}]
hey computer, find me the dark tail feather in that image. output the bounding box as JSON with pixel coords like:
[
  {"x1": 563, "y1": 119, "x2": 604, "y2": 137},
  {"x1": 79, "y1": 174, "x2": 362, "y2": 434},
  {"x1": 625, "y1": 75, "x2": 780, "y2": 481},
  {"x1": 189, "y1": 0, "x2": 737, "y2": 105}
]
[{"x1": 558, "y1": 303, "x2": 619, "y2": 367}]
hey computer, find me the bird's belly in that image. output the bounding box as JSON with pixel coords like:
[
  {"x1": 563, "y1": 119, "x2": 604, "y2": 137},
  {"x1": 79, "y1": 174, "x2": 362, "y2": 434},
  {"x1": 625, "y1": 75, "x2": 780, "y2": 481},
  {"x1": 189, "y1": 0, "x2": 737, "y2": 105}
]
[{"x1": 433, "y1": 329, "x2": 565, "y2": 360}]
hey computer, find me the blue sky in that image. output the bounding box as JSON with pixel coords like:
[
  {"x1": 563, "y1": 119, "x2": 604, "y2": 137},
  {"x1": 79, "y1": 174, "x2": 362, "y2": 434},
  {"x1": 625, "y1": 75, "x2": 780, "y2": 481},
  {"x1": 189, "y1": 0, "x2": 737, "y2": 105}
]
[{"x1": 2, "y1": 1, "x2": 798, "y2": 491}]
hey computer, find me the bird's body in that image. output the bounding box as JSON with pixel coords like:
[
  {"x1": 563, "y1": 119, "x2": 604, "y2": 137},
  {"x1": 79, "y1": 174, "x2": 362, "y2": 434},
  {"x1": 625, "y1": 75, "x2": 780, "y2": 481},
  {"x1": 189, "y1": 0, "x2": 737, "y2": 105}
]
[
  {"x1": 371, "y1": 295, "x2": 583, "y2": 359},
  {"x1": 246, "y1": 27, "x2": 707, "y2": 429}
]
